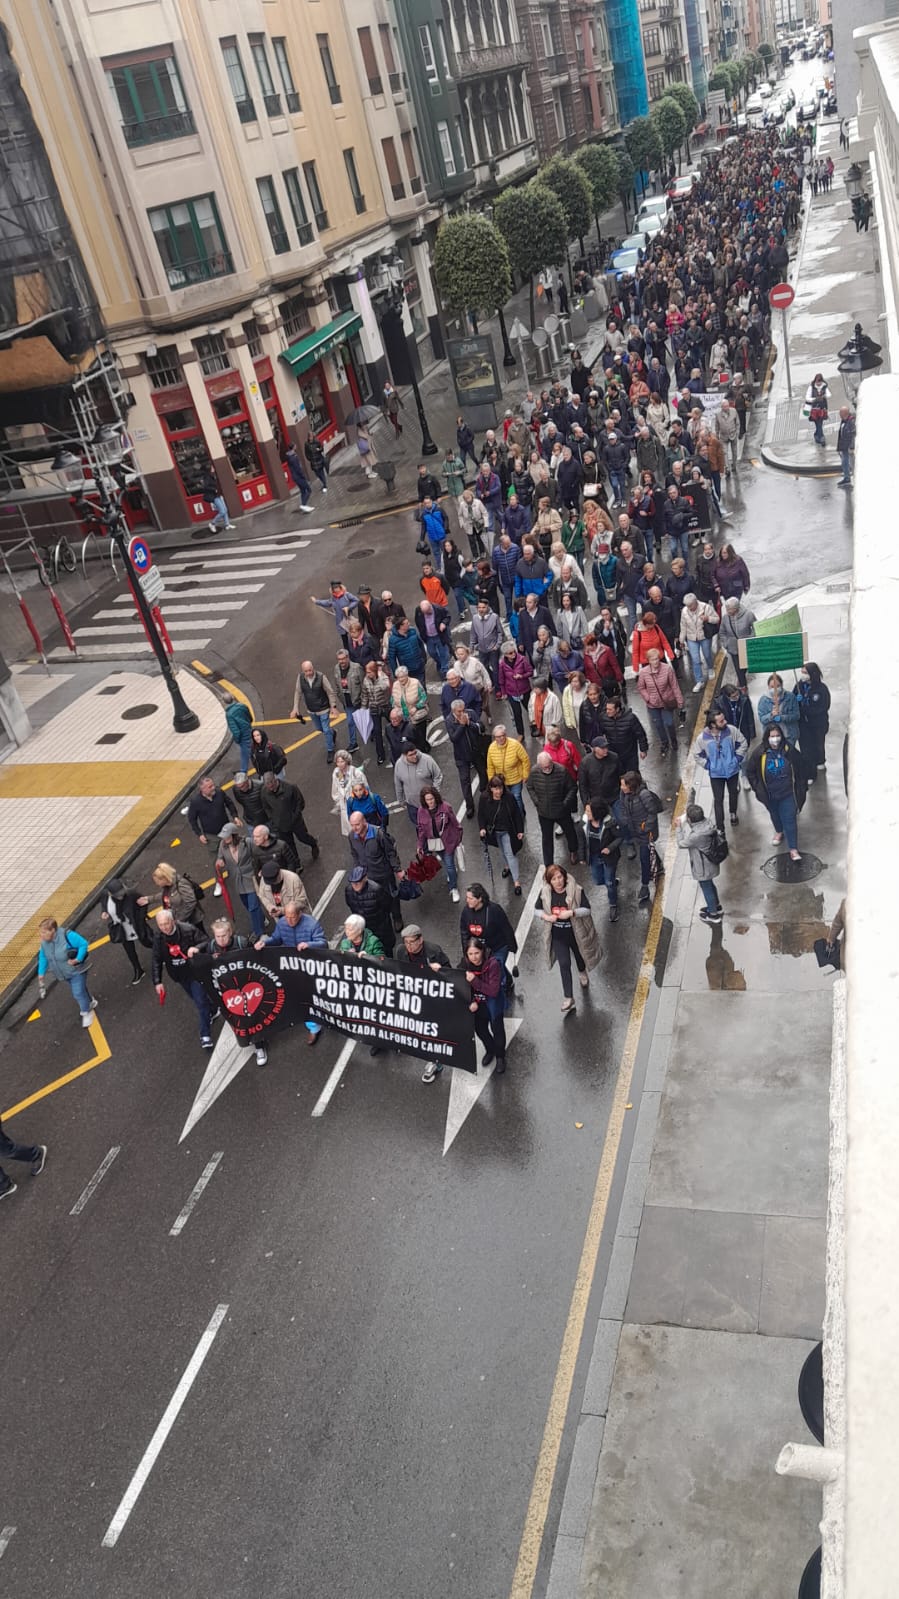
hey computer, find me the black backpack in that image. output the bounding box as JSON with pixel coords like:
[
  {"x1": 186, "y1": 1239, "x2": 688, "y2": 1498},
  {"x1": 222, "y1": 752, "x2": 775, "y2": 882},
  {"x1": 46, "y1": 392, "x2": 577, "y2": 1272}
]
[
  {"x1": 705, "y1": 828, "x2": 729, "y2": 865},
  {"x1": 184, "y1": 872, "x2": 206, "y2": 902}
]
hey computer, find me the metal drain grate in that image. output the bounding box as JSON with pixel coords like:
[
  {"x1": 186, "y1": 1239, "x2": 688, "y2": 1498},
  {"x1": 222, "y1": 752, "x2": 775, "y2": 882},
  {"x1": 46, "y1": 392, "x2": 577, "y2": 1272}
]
[
  {"x1": 346, "y1": 547, "x2": 375, "y2": 559},
  {"x1": 762, "y1": 852, "x2": 825, "y2": 883}
]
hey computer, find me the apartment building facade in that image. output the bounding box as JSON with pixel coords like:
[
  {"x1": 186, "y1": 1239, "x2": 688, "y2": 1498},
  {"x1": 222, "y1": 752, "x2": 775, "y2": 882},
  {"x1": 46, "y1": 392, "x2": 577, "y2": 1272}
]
[
  {"x1": 638, "y1": 0, "x2": 690, "y2": 104},
  {"x1": 1, "y1": 0, "x2": 442, "y2": 532}
]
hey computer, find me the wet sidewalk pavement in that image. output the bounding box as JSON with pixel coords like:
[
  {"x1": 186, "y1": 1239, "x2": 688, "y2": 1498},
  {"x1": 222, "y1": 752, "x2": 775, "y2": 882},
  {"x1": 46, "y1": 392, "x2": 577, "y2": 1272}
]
[
  {"x1": 547, "y1": 576, "x2": 848, "y2": 1599},
  {"x1": 763, "y1": 118, "x2": 887, "y2": 474},
  {"x1": 0, "y1": 661, "x2": 225, "y2": 1009}
]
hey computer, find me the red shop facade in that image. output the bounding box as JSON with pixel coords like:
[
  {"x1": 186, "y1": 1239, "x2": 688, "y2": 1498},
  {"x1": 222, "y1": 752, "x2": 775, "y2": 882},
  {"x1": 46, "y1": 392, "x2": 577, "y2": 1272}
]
[{"x1": 150, "y1": 372, "x2": 274, "y2": 525}]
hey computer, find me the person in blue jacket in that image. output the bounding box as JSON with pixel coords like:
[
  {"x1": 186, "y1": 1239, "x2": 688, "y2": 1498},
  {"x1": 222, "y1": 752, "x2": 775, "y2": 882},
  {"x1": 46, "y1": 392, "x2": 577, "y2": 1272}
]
[
  {"x1": 223, "y1": 691, "x2": 253, "y2": 770},
  {"x1": 513, "y1": 547, "x2": 551, "y2": 601},
  {"x1": 37, "y1": 918, "x2": 96, "y2": 1027},
  {"x1": 256, "y1": 900, "x2": 328, "y2": 1046},
  {"x1": 757, "y1": 672, "x2": 800, "y2": 748},
  {"x1": 693, "y1": 708, "x2": 748, "y2": 831}
]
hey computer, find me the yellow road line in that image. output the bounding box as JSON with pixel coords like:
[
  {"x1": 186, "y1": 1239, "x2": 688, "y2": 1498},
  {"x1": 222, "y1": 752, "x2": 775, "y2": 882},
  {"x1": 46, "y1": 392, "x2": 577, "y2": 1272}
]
[
  {"x1": 508, "y1": 674, "x2": 716, "y2": 1599},
  {"x1": 3, "y1": 1016, "x2": 111, "y2": 1121},
  {"x1": 190, "y1": 659, "x2": 212, "y2": 677}
]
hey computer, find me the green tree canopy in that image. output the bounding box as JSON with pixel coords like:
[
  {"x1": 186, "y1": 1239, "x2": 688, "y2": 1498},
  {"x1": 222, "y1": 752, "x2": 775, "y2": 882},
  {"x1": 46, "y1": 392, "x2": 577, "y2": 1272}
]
[
  {"x1": 574, "y1": 142, "x2": 619, "y2": 221},
  {"x1": 537, "y1": 154, "x2": 593, "y2": 247},
  {"x1": 664, "y1": 82, "x2": 700, "y2": 134},
  {"x1": 624, "y1": 116, "x2": 663, "y2": 178},
  {"x1": 494, "y1": 178, "x2": 568, "y2": 328},
  {"x1": 707, "y1": 64, "x2": 731, "y2": 94},
  {"x1": 432, "y1": 213, "x2": 512, "y2": 323},
  {"x1": 651, "y1": 95, "x2": 687, "y2": 160},
  {"x1": 757, "y1": 40, "x2": 774, "y2": 64}
]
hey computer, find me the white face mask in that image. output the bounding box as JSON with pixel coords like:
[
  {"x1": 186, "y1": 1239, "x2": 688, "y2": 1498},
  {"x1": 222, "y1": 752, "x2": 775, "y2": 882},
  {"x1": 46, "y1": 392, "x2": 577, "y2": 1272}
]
[
  {"x1": 797, "y1": 670, "x2": 809, "y2": 682},
  {"x1": 769, "y1": 736, "x2": 782, "y2": 748}
]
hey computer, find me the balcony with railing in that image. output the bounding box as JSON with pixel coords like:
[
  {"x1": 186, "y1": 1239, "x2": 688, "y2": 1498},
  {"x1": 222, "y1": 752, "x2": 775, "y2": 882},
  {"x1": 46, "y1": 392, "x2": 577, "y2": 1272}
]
[
  {"x1": 123, "y1": 109, "x2": 196, "y2": 147},
  {"x1": 165, "y1": 251, "x2": 235, "y2": 289},
  {"x1": 454, "y1": 38, "x2": 528, "y2": 79},
  {"x1": 665, "y1": 43, "x2": 684, "y2": 59}
]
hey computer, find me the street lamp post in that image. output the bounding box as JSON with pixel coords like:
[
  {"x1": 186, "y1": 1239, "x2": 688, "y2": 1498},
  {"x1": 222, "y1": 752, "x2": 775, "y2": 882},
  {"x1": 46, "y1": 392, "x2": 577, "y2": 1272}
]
[
  {"x1": 836, "y1": 321, "x2": 883, "y2": 405},
  {"x1": 76, "y1": 489, "x2": 200, "y2": 732},
  {"x1": 385, "y1": 281, "x2": 438, "y2": 456}
]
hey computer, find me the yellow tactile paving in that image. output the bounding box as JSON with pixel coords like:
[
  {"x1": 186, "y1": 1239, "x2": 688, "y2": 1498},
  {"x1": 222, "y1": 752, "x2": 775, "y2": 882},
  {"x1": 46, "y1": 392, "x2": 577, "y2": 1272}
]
[{"x1": 0, "y1": 759, "x2": 200, "y2": 996}]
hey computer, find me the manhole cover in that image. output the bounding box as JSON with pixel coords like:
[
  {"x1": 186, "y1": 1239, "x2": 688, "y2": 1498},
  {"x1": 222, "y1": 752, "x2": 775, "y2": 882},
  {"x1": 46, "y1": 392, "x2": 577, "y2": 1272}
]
[
  {"x1": 346, "y1": 547, "x2": 375, "y2": 560},
  {"x1": 121, "y1": 703, "x2": 159, "y2": 721},
  {"x1": 762, "y1": 852, "x2": 825, "y2": 883}
]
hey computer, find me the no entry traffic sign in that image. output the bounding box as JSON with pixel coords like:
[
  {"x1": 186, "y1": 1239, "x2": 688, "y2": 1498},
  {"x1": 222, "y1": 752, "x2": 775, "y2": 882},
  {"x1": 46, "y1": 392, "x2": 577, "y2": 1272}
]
[
  {"x1": 128, "y1": 535, "x2": 151, "y2": 574},
  {"x1": 768, "y1": 281, "x2": 795, "y2": 311}
]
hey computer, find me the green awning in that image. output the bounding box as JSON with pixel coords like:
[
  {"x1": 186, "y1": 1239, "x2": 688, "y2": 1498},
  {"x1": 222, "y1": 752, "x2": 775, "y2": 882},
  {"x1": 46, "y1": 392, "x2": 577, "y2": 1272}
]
[{"x1": 279, "y1": 311, "x2": 362, "y2": 377}]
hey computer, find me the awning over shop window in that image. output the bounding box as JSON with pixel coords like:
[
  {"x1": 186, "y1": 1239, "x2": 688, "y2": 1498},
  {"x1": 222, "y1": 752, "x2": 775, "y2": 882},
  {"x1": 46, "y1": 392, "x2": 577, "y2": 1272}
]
[{"x1": 279, "y1": 311, "x2": 362, "y2": 377}]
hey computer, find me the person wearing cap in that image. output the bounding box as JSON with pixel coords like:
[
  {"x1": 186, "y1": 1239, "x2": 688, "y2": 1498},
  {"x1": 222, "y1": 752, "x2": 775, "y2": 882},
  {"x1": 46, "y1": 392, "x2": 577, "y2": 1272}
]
[
  {"x1": 216, "y1": 824, "x2": 266, "y2": 939},
  {"x1": 356, "y1": 585, "x2": 388, "y2": 641},
  {"x1": 310, "y1": 580, "x2": 359, "y2": 648},
  {"x1": 98, "y1": 878, "x2": 150, "y2": 985},
  {"x1": 257, "y1": 857, "x2": 310, "y2": 928},
  {"x1": 187, "y1": 776, "x2": 237, "y2": 893},
  {"x1": 578, "y1": 737, "x2": 622, "y2": 823},
  {"x1": 232, "y1": 771, "x2": 267, "y2": 829},
  {"x1": 223, "y1": 690, "x2": 253, "y2": 771},
  {"x1": 256, "y1": 902, "x2": 328, "y2": 1046},
  {"x1": 291, "y1": 659, "x2": 342, "y2": 764},
  {"x1": 396, "y1": 925, "x2": 453, "y2": 1082},
  {"x1": 345, "y1": 866, "x2": 397, "y2": 956}
]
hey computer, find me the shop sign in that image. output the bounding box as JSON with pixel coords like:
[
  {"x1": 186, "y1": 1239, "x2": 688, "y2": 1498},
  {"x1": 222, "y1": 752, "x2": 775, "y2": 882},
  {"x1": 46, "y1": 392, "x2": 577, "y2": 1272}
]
[{"x1": 446, "y1": 335, "x2": 503, "y2": 407}]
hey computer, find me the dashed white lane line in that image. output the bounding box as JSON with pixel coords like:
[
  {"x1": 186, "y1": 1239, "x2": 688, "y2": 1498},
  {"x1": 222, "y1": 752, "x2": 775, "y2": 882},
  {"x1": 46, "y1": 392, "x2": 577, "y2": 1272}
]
[
  {"x1": 169, "y1": 1153, "x2": 224, "y2": 1237},
  {"x1": 70, "y1": 1146, "x2": 121, "y2": 1216},
  {"x1": 101, "y1": 1303, "x2": 229, "y2": 1549},
  {"x1": 311, "y1": 1039, "x2": 355, "y2": 1119},
  {"x1": 0, "y1": 1527, "x2": 16, "y2": 1561}
]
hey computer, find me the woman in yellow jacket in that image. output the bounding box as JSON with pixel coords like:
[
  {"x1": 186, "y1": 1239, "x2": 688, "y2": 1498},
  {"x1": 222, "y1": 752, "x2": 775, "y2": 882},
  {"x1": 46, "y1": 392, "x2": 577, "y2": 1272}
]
[{"x1": 486, "y1": 722, "x2": 531, "y2": 808}]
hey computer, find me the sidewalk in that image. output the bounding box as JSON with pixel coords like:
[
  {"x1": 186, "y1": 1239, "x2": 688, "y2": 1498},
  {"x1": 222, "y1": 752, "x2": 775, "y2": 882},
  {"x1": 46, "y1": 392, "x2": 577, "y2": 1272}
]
[
  {"x1": 762, "y1": 118, "x2": 887, "y2": 473},
  {"x1": 0, "y1": 660, "x2": 226, "y2": 1009},
  {"x1": 546, "y1": 577, "x2": 848, "y2": 1598}
]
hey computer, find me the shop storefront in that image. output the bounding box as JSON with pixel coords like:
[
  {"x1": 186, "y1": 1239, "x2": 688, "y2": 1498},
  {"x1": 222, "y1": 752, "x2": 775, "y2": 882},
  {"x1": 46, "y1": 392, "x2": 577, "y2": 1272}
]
[
  {"x1": 204, "y1": 370, "x2": 273, "y2": 510},
  {"x1": 279, "y1": 310, "x2": 364, "y2": 443},
  {"x1": 151, "y1": 384, "x2": 215, "y2": 524}
]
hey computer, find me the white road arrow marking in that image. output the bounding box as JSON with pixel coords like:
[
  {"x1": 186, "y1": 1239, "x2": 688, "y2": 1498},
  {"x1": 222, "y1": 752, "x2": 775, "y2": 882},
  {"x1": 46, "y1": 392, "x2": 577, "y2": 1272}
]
[
  {"x1": 443, "y1": 1017, "x2": 523, "y2": 1156},
  {"x1": 179, "y1": 875, "x2": 344, "y2": 1141}
]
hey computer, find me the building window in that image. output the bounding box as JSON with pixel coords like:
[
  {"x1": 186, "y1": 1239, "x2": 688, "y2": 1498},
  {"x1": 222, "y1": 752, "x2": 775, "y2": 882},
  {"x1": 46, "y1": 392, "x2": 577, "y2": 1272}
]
[
  {"x1": 435, "y1": 19, "x2": 452, "y2": 78},
  {"x1": 104, "y1": 50, "x2": 194, "y2": 147},
  {"x1": 643, "y1": 26, "x2": 660, "y2": 53},
  {"x1": 220, "y1": 40, "x2": 256, "y2": 122},
  {"x1": 552, "y1": 88, "x2": 565, "y2": 140},
  {"x1": 343, "y1": 148, "x2": 366, "y2": 214},
  {"x1": 148, "y1": 195, "x2": 234, "y2": 288},
  {"x1": 303, "y1": 161, "x2": 329, "y2": 230},
  {"x1": 272, "y1": 39, "x2": 301, "y2": 114},
  {"x1": 243, "y1": 318, "x2": 263, "y2": 359},
  {"x1": 195, "y1": 332, "x2": 232, "y2": 375},
  {"x1": 379, "y1": 22, "x2": 401, "y2": 92},
  {"x1": 146, "y1": 344, "x2": 184, "y2": 388},
  {"x1": 358, "y1": 27, "x2": 383, "y2": 95},
  {"x1": 382, "y1": 136, "x2": 405, "y2": 200},
  {"x1": 248, "y1": 35, "x2": 281, "y2": 116},
  {"x1": 541, "y1": 18, "x2": 554, "y2": 55},
  {"x1": 647, "y1": 68, "x2": 666, "y2": 98},
  {"x1": 284, "y1": 168, "x2": 314, "y2": 245},
  {"x1": 281, "y1": 293, "x2": 312, "y2": 341},
  {"x1": 257, "y1": 176, "x2": 290, "y2": 254},
  {"x1": 400, "y1": 129, "x2": 422, "y2": 193},
  {"x1": 317, "y1": 35, "x2": 342, "y2": 104},
  {"x1": 436, "y1": 120, "x2": 456, "y2": 176},
  {"x1": 419, "y1": 25, "x2": 439, "y2": 90}
]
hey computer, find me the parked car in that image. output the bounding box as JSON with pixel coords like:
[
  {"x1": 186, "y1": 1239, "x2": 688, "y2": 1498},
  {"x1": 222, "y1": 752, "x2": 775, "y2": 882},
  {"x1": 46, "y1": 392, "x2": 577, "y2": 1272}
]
[
  {"x1": 759, "y1": 82, "x2": 772, "y2": 98},
  {"x1": 635, "y1": 194, "x2": 671, "y2": 230},
  {"x1": 667, "y1": 173, "x2": 696, "y2": 205},
  {"x1": 609, "y1": 248, "x2": 641, "y2": 280}
]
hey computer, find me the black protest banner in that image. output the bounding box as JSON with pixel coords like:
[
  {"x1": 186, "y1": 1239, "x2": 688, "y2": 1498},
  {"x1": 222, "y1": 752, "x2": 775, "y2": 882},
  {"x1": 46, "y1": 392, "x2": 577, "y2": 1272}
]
[{"x1": 194, "y1": 947, "x2": 477, "y2": 1072}]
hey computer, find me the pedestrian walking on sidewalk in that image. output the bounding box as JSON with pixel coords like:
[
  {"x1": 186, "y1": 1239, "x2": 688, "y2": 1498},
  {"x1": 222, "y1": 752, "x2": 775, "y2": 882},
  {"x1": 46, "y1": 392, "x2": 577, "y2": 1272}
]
[
  {"x1": 758, "y1": 673, "x2": 801, "y2": 748},
  {"x1": 199, "y1": 466, "x2": 234, "y2": 532},
  {"x1": 797, "y1": 663, "x2": 832, "y2": 776},
  {"x1": 745, "y1": 724, "x2": 808, "y2": 862},
  {"x1": 804, "y1": 375, "x2": 831, "y2": 447},
  {"x1": 836, "y1": 406, "x2": 856, "y2": 486},
  {"x1": 355, "y1": 424, "x2": 378, "y2": 479},
  {"x1": 152, "y1": 910, "x2": 214, "y2": 1048},
  {"x1": 537, "y1": 865, "x2": 601, "y2": 1014},
  {"x1": 382, "y1": 382, "x2": 404, "y2": 437},
  {"x1": 719, "y1": 597, "x2": 756, "y2": 688},
  {"x1": 99, "y1": 878, "x2": 150, "y2": 984},
  {"x1": 36, "y1": 917, "x2": 97, "y2": 1028},
  {"x1": 674, "y1": 805, "x2": 724, "y2": 922},
  {"x1": 223, "y1": 691, "x2": 252, "y2": 770},
  {"x1": 284, "y1": 443, "x2": 314, "y2": 512},
  {"x1": 0, "y1": 1116, "x2": 46, "y2": 1201},
  {"x1": 694, "y1": 711, "x2": 748, "y2": 830},
  {"x1": 304, "y1": 433, "x2": 328, "y2": 493}
]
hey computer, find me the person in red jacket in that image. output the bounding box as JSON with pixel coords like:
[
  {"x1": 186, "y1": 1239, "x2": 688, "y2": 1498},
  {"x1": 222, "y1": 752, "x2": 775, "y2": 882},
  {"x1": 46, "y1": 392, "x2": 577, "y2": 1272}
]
[
  {"x1": 583, "y1": 632, "x2": 625, "y2": 694},
  {"x1": 544, "y1": 724, "x2": 582, "y2": 778},
  {"x1": 631, "y1": 609, "x2": 674, "y2": 672}
]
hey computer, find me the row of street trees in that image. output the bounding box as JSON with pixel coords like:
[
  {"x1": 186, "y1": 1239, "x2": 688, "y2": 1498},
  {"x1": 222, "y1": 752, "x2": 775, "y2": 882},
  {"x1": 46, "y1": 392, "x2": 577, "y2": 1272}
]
[
  {"x1": 432, "y1": 57, "x2": 763, "y2": 344},
  {"x1": 708, "y1": 49, "x2": 768, "y2": 101}
]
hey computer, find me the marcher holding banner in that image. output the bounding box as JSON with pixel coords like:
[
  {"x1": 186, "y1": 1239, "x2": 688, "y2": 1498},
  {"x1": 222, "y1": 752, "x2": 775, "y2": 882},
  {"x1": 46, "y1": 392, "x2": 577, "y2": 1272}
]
[{"x1": 256, "y1": 900, "x2": 328, "y2": 1046}]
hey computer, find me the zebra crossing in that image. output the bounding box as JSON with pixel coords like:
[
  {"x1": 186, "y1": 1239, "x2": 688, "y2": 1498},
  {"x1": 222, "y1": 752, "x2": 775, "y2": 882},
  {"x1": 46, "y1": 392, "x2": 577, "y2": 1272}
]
[{"x1": 50, "y1": 528, "x2": 326, "y2": 659}]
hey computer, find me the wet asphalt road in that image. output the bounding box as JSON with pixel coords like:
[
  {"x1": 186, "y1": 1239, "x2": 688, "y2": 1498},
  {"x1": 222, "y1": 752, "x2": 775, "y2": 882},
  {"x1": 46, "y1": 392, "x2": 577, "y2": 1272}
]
[{"x1": 0, "y1": 390, "x2": 852, "y2": 1596}]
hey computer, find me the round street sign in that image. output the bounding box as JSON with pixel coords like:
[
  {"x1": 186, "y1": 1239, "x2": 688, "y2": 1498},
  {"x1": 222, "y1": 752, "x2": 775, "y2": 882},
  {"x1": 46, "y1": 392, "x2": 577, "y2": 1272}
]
[
  {"x1": 128, "y1": 535, "x2": 151, "y2": 573},
  {"x1": 769, "y1": 282, "x2": 795, "y2": 310}
]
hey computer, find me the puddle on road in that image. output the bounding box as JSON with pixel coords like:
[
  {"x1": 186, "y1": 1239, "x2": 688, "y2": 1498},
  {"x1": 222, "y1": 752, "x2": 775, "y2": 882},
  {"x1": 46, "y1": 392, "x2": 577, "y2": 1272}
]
[{"x1": 686, "y1": 917, "x2": 833, "y2": 992}]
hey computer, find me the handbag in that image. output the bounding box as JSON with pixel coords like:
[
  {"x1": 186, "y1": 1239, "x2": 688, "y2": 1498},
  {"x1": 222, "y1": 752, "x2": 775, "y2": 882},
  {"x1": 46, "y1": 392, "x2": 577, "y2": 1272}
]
[
  {"x1": 397, "y1": 878, "x2": 423, "y2": 901},
  {"x1": 455, "y1": 842, "x2": 466, "y2": 872},
  {"x1": 426, "y1": 837, "x2": 445, "y2": 854},
  {"x1": 702, "y1": 617, "x2": 719, "y2": 639},
  {"x1": 814, "y1": 937, "x2": 841, "y2": 971}
]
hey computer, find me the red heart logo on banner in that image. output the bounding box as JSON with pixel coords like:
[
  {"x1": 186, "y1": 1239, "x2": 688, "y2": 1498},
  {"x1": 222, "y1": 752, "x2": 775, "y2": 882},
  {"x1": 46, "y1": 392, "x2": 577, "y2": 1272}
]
[{"x1": 222, "y1": 983, "x2": 265, "y2": 1017}]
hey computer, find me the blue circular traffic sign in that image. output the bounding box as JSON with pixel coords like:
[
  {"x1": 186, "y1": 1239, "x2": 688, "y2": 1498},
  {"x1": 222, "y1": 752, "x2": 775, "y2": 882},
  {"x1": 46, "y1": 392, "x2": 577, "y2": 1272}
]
[{"x1": 128, "y1": 536, "x2": 151, "y2": 573}]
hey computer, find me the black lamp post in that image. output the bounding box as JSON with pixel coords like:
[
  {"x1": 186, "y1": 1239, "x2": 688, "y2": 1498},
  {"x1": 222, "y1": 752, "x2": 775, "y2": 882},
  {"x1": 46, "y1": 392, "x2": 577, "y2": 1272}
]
[
  {"x1": 385, "y1": 281, "x2": 438, "y2": 456},
  {"x1": 76, "y1": 488, "x2": 200, "y2": 732},
  {"x1": 497, "y1": 306, "x2": 517, "y2": 368},
  {"x1": 836, "y1": 321, "x2": 883, "y2": 404}
]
